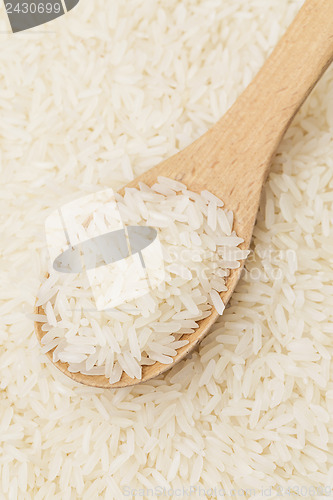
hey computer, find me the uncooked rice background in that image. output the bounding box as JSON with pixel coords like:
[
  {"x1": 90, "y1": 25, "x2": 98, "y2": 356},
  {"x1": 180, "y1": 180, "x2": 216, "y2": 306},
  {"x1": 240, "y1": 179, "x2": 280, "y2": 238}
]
[{"x1": 1, "y1": 0, "x2": 333, "y2": 498}]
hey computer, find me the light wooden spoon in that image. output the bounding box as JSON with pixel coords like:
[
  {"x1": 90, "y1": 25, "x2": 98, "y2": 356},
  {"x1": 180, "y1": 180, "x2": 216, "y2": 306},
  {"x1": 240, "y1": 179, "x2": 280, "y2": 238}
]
[{"x1": 35, "y1": 0, "x2": 333, "y2": 388}]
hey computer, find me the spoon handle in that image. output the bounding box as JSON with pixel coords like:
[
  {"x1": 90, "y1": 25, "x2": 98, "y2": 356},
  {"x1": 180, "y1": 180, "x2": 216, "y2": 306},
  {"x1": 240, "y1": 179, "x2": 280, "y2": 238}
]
[{"x1": 213, "y1": 0, "x2": 333, "y2": 172}]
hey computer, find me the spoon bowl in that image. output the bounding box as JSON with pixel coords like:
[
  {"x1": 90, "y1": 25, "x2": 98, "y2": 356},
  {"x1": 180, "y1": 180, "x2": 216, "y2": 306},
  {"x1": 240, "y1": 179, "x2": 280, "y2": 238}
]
[{"x1": 35, "y1": 0, "x2": 333, "y2": 388}]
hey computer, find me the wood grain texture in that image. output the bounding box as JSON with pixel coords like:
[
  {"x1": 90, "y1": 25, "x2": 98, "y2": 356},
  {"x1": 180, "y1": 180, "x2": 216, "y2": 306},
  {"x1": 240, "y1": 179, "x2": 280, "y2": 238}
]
[{"x1": 35, "y1": 0, "x2": 333, "y2": 388}]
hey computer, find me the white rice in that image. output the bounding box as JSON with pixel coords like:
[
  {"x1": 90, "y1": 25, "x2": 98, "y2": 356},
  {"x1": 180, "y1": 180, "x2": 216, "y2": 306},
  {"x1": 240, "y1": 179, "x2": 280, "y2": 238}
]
[
  {"x1": 37, "y1": 180, "x2": 246, "y2": 382},
  {"x1": 1, "y1": 0, "x2": 333, "y2": 497}
]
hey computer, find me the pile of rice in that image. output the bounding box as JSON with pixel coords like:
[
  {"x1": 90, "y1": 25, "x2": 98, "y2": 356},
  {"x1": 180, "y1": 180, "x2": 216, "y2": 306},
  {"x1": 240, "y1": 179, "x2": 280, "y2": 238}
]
[
  {"x1": 37, "y1": 177, "x2": 248, "y2": 383},
  {"x1": 1, "y1": 0, "x2": 333, "y2": 497}
]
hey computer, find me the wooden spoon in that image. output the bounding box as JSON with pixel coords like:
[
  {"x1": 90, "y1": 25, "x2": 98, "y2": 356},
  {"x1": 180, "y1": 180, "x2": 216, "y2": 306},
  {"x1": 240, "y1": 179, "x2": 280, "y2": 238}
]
[{"x1": 35, "y1": 0, "x2": 333, "y2": 388}]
